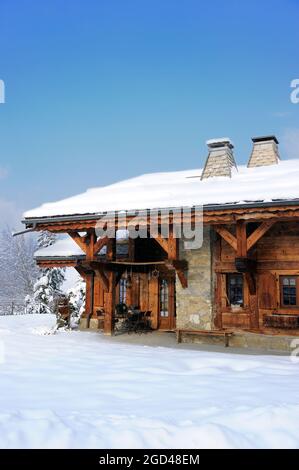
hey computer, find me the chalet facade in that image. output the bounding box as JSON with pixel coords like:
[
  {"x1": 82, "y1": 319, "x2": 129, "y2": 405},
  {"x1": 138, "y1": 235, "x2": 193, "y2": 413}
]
[{"x1": 22, "y1": 135, "x2": 299, "y2": 351}]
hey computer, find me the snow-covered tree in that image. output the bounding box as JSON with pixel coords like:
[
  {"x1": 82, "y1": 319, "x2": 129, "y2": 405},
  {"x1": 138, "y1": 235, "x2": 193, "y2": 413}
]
[
  {"x1": 0, "y1": 227, "x2": 38, "y2": 301},
  {"x1": 67, "y1": 278, "x2": 86, "y2": 328},
  {"x1": 25, "y1": 231, "x2": 66, "y2": 314}
]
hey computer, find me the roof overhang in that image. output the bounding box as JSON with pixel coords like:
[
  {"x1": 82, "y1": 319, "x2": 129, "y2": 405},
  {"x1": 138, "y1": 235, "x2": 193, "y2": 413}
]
[{"x1": 23, "y1": 199, "x2": 299, "y2": 230}]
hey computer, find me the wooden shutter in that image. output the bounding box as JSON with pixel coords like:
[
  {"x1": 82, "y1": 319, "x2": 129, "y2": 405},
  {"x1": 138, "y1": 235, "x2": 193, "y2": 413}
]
[{"x1": 258, "y1": 272, "x2": 277, "y2": 309}]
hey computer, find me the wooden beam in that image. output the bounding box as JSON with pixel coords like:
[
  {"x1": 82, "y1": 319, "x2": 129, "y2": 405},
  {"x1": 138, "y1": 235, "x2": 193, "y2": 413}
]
[
  {"x1": 74, "y1": 266, "x2": 88, "y2": 280},
  {"x1": 236, "y1": 220, "x2": 247, "y2": 257},
  {"x1": 86, "y1": 230, "x2": 96, "y2": 261},
  {"x1": 93, "y1": 236, "x2": 108, "y2": 256},
  {"x1": 168, "y1": 231, "x2": 178, "y2": 261},
  {"x1": 69, "y1": 232, "x2": 88, "y2": 253},
  {"x1": 176, "y1": 269, "x2": 188, "y2": 289},
  {"x1": 214, "y1": 226, "x2": 237, "y2": 252},
  {"x1": 37, "y1": 259, "x2": 78, "y2": 268},
  {"x1": 247, "y1": 220, "x2": 276, "y2": 251},
  {"x1": 106, "y1": 238, "x2": 116, "y2": 261},
  {"x1": 153, "y1": 234, "x2": 169, "y2": 254}
]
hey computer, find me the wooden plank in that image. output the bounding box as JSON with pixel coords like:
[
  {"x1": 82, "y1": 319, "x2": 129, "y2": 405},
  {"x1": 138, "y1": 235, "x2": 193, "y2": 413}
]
[
  {"x1": 214, "y1": 226, "x2": 237, "y2": 252},
  {"x1": 95, "y1": 266, "x2": 109, "y2": 292},
  {"x1": 247, "y1": 220, "x2": 276, "y2": 251}
]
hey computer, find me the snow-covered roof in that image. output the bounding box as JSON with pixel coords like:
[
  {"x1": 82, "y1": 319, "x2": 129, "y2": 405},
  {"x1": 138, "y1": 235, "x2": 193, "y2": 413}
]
[
  {"x1": 24, "y1": 159, "x2": 299, "y2": 220},
  {"x1": 34, "y1": 238, "x2": 85, "y2": 259},
  {"x1": 35, "y1": 231, "x2": 129, "y2": 259}
]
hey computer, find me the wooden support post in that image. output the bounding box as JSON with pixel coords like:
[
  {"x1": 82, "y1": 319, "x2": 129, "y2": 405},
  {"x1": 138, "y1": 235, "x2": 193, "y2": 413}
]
[
  {"x1": 69, "y1": 232, "x2": 88, "y2": 254},
  {"x1": 86, "y1": 230, "x2": 96, "y2": 261},
  {"x1": 106, "y1": 238, "x2": 116, "y2": 261},
  {"x1": 153, "y1": 234, "x2": 169, "y2": 254},
  {"x1": 214, "y1": 226, "x2": 237, "y2": 252},
  {"x1": 168, "y1": 229, "x2": 178, "y2": 261},
  {"x1": 128, "y1": 238, "x2": 135, "y2": 261},
  {"x1": 104, "y1": 271, "x2": 116, "y2": 335},
  {"x1": 176, "y1": 269, "x2": 188, "y2": 288},
  {"x1": 236, "y1": 220, "x2": 247, "y2": 258},
  {"x1": 93, "y1": 235, "x2": 108, "y2": 256},
  {"x1": 247, "y1": 220, "x2": 276, "y2": 251}
]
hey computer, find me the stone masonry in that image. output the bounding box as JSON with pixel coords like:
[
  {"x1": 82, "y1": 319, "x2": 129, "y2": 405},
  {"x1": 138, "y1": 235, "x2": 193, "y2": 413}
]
[
  {"x1": 201, "y1": 138, "x2": 237, "y2": 179},
  {"x1": 247, "y1": 136, "x2": 280, "y2": 167},
  {"x1": 176, "y1": 226, "x2": 213, "y2": 330}
]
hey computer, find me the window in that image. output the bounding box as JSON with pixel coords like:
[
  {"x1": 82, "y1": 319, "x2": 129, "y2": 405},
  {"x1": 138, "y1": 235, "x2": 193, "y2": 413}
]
[
  {"x1": 160, "y1": 279, "x2": 169, "y2": 317},
  {"x1": 119, "y1": 278, "x2": 127, "y2": 304},
  {"x1": 280, "y1": 276, "x2": 299, "y2": 307},
  {"x1": 227, "y1": 274, "x2": 244, "y2": 307}
]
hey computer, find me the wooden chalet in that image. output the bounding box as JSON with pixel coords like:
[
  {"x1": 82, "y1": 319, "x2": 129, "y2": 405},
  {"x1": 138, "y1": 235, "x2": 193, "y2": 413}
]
[{"x1": 22, "y1": 135, "x2": 299, "y2": 350}]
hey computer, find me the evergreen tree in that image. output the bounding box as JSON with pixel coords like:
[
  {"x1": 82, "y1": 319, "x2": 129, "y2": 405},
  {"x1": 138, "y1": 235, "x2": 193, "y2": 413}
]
[
  {"x1": 25, "y1": 232, "x2": 66, "y2": 314},
  {"x1": 67, "y1": 278, "x2": 86, "y2": 328}
]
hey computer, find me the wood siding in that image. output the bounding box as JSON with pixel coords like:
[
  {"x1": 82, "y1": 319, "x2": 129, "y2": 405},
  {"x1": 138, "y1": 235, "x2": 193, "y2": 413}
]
[{"x1": 214, "y1": 221, "x2": 299, "y2": 331}]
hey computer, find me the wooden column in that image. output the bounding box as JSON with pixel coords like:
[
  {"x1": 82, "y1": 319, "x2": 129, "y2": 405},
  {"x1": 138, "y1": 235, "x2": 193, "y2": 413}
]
[
  {"x1": 104, "y1": 271, "x2": 116, "y2": 335},
  {"x1": 84, "y1": 272, "x2": 94, "y2": 320},
  {"x1": 236, "y1": 220, "x2": 247, "y2": 258},
  {"x1": 149, "y1": 276, "x2": 159, "y2": 330},
  {"x1": 86, "y1": 230, "x2": 96, "y2": 261}
]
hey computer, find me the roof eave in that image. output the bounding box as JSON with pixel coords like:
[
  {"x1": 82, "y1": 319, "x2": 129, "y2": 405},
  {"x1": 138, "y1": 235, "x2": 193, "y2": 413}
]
[{"x1": 23, "y1": 199, "x2": 299, "y2": 227}]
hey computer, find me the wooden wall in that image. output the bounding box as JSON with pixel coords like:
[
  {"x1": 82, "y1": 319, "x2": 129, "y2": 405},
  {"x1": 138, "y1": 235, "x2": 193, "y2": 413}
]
[
  {"x1": 92, "y1": 272, "x2": 163, "y2": 330},
  {"x1": 215, "y1": 221, "x2": 299, "y2": 331}
]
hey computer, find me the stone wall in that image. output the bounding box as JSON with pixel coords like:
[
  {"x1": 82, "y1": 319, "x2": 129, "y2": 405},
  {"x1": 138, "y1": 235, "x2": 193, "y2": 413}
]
[{"x1": 176, "y1": 226, "x2": 214, "y2": 330}]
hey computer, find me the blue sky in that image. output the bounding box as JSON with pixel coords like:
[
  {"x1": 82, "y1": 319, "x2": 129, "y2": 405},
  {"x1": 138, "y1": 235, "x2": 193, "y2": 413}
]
[{"x1": 0, "y1": 0, "x2": 298, "y2": 228}]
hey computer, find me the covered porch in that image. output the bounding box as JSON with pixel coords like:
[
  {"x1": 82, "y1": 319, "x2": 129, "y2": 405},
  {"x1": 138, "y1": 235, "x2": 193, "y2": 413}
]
[{"x1": 36, "y1": 223, "x2": 188, "y2": 335}]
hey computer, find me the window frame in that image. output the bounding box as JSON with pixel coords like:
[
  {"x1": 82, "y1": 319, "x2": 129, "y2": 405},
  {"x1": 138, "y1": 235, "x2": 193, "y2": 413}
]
[
  {"x1": 226, "y1": 273, "x2": 244, "y2": 308},
  {"x1": 159, "y1": 279, "x2": 169, "y2": 318},
  {"x1": 280, "y1": 275, "x2": 299, "y2": 308}
]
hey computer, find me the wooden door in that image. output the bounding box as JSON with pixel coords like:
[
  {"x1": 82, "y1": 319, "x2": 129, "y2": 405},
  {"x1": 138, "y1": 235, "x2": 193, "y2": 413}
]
[{"x1": 158, "y1": 278, "x2": 176, "y2": 330}]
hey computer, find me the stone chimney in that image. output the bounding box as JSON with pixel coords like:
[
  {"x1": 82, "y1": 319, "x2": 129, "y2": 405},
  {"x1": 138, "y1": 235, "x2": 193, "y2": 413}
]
[
  {"x1": 201, "y1": 138, "x2": 237, "y2": 180},
  {"x1": 247, "y1": 136, "x2": 280, "y2": 168}
]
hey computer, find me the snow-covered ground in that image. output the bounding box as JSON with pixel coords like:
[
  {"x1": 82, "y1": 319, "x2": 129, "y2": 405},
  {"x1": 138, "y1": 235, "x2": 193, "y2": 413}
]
[{"x1": 0, "y1": 314, "x2": 299, "y2": 449}]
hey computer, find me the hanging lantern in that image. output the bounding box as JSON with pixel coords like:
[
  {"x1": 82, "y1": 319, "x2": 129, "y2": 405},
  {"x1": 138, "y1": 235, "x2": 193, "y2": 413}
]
[{"x1": 151, "y1": 268, "x2": 160, "y2": 279}]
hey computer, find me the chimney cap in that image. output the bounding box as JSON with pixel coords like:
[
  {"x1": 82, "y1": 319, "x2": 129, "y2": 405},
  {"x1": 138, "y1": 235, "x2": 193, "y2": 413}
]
[
  {"x1": 206, "y1": 137, "x2": 234, "y2": 149},
  {"x1": 252, "y1": 135, "x2": 279, "y2": 145}
]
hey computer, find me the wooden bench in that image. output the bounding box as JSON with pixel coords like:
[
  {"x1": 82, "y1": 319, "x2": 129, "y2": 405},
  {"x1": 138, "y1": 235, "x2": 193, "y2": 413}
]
[{"x1": 176, "y1": 329, "x2": 234, "y2": 347}]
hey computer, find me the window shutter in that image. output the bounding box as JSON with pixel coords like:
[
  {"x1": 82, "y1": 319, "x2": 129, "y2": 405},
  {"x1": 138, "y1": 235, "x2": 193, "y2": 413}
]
[{"x1": 258, "y1": 272, "x2": 277, "y2": 309}]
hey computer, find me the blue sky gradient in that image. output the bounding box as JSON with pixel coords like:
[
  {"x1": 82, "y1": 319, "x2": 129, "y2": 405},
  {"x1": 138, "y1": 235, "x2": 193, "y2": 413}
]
[{"x1": 0, "y1": 0, "x2": 298, "y2": 227}]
